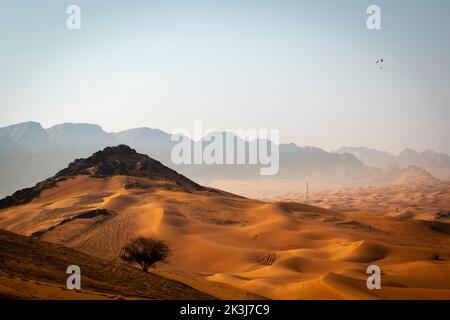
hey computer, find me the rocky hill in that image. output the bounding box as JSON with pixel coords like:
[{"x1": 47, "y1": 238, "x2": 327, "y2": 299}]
[{"x1": 0, "y1": 145, "x2": 204, "y2": 210}]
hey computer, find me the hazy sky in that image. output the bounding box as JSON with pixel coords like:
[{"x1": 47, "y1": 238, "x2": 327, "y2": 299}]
[{"x1": 1, "y1": 0, "x2": 449, "y2": 154}]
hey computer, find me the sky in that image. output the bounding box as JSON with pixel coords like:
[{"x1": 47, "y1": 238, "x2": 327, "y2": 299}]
[{"x1": 1, "y1": 0, "x2": 449, "y2": 154}]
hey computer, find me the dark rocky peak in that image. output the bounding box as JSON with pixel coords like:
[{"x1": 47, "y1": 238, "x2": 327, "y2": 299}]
[
  {"x1": 55, "y1": 145, "x2": 203, "y2": 189},
  {"x1": 0, "y1": 145, "x2": 204, "y2": 210}
]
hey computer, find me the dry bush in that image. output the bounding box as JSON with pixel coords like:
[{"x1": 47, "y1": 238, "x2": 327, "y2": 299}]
[{"x1": 120, "y1": 237, "x2": 170, "y2": 272}]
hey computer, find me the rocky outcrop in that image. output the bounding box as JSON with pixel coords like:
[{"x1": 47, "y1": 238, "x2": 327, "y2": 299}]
[{"x1": 0, "y1": 145, "x2": 204, "y2": 210}]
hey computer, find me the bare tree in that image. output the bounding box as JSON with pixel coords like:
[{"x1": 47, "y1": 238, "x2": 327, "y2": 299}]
[{"x1": 120, "y1": 237, "x2": 170, "y2": 272}]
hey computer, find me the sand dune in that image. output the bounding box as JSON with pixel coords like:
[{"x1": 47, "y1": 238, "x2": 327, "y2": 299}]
[
  {"x1": 1, "y1": 173, "x2": 449, "y2": 300},
  {"x1": 0, "y1": 229, "x2": 214, "y2": 300},
  {"x1": 275, "y1": 181, "x2": 450, "y2": 222}
]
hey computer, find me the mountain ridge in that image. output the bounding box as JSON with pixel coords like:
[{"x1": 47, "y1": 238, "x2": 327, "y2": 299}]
[
  {"x1": 337, "y1": 146, "x2": 450, "y2": 180},
  {"x1": 0, "y1": 121, "x2": 448, "y2": 198}
]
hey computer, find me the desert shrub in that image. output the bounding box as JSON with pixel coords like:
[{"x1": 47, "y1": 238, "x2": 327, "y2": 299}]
[{"x1": 120, "y1": 237, "x2": 170, "y2": 272}]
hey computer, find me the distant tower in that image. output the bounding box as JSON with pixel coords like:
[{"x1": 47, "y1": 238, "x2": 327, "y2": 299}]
[{"x1": 306, "y1": 181, "x2": 310, "y2": 200}]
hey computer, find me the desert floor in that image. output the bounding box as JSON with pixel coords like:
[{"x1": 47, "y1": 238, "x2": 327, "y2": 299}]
[
  {"x1": 271, "y1": 182, "x2": 450, "y2": 222},
  {"x1": 1, "y1": 176, "x2": 449, "y2": 299}
]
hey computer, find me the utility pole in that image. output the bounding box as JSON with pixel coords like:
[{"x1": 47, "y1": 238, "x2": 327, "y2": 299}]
[{"x1": 306, "y1": 181, "x2": 310, "y2": 200}]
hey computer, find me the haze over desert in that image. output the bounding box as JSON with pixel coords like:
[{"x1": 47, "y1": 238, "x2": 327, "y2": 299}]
[{"x1": 1, "y1": 146, "x2": 448, "y2": 300}]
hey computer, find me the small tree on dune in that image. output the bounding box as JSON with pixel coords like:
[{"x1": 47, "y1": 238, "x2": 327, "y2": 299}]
[{"x1": 120, "y1": 237, "x2": 170, "y2": 272}]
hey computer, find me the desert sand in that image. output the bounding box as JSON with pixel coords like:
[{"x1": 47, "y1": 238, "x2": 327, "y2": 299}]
[
  {"x1": 0, "y1": 229, "x2": 214, "y2": 300},
  {"x1": 1, "y1": 173, "x2": 449, "y2": 300},
  {"x1": 273, "y1": 181, "x2": 450, "y2": 222}
]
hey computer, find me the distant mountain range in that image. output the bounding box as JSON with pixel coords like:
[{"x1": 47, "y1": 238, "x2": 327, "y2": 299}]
[
  {"x1": 336, "y1": 146, "x2": 450, "y2": 181},
  {"x1": 0, "y1": 121, "x2": 447, "y2": 197}
]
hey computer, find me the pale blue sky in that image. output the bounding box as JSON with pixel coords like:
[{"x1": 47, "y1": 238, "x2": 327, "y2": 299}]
[{"x1": 1, "y1": 0, "x2": 449, "y2": 153}]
